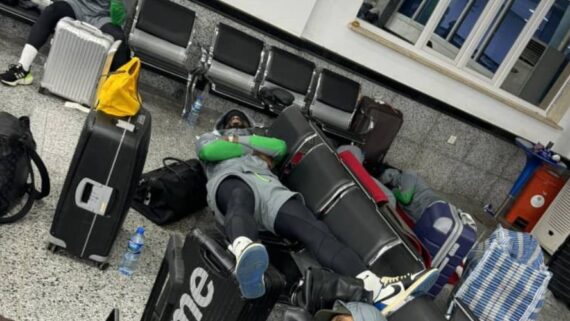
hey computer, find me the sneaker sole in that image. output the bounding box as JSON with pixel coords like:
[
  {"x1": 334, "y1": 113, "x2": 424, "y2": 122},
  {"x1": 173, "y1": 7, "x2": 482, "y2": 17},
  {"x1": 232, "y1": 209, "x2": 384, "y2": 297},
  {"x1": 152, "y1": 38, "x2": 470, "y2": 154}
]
[
  {"x1": 381, "y1": 269, "x2": 439, "y2": 316},
  {"x1": 235, "y1": 243, "x2": 269, "y2": 299},
  {"x1": 1, "y1": 76, "x2": 33, "y2": 87}
]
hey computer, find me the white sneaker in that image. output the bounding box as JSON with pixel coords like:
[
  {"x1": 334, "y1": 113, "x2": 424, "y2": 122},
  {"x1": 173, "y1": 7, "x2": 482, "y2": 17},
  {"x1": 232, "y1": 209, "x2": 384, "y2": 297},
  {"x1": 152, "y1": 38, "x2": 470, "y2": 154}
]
[
  {"x1": 377, "y1": 269, "x2": 439, "y2": 315},
  {"x1": 229, "y1": 237, "x2": 269, "y2": 300},
  {"x1": 31, "y1": 0, "x2": 53, "y2": 10}
]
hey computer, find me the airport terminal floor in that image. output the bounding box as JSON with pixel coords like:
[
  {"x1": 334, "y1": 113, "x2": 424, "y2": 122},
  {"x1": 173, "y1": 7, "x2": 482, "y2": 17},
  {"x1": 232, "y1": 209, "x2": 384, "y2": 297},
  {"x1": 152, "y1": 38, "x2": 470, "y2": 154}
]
[{"x1": 0, "y1": 3, "x2": 569, "y2": 321}]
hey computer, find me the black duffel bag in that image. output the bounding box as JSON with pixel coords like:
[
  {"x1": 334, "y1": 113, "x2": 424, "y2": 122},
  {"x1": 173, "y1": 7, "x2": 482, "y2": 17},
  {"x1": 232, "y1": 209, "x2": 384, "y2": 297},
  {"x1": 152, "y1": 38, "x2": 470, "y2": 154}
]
[
  {"x1": 0, "y1": 112, "x2": 50, "y2": 224},
  {"x1": 132, "y1": 158, "x2": 208, "y2": 225},
  {"x1": 291, "y1": 268, "x2": 373, "y2": 315}
]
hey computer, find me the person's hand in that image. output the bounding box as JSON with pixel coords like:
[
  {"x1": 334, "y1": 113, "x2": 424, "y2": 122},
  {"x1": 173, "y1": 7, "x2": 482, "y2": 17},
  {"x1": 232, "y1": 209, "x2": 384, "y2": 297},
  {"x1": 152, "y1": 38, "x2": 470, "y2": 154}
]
[
  {"x1": 331, "y1": 315, "x2": 353, "y2": 321},
  {"x1": 221, "y1": 135, "x2": 237, "y2": 143}
]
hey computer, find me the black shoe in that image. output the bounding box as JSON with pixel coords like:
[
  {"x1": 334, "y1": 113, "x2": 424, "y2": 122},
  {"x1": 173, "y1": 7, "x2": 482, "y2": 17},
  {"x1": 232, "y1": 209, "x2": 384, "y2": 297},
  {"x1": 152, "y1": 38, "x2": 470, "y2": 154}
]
[{"x1": 1, "y1": 64, "x2": 33, "y2": 86}]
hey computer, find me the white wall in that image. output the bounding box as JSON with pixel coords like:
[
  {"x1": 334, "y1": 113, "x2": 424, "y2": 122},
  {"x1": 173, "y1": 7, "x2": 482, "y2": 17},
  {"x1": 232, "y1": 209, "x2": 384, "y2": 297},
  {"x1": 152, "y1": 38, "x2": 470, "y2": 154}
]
[
  {"x1": 301, "y1": 0, "x2": 570, "y2": 157},
  {"x1": 219, "y1": 0, "x2": 317, "y2": 37},
  {"x1": 221, "y1": 0, "x2": 570, "y2": 158}
]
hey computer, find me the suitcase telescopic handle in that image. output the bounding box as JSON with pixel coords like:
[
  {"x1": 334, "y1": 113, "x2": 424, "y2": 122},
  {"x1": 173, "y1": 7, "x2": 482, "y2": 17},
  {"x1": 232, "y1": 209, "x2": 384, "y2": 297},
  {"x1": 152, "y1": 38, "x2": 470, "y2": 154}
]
[
  {"x1": 166, "y1": 235, "x2": 185, "y2": 287},
  {"x1": 77, "y1": 20, "x2": 106, "y2": 36},
  {"x1": 192, "y1": 229, "x2": 234, "y2": 276}
]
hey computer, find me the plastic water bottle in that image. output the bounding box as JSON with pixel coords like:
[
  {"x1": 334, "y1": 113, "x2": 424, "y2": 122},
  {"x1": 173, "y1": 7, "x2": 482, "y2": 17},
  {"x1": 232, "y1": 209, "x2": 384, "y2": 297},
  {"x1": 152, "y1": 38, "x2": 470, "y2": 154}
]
[
  {"x1": 119, "y1": 227, "x2": 145, "y2": 276},
  {"x1": 185, "y1": 95, "x2": 204, "y2": 127}
]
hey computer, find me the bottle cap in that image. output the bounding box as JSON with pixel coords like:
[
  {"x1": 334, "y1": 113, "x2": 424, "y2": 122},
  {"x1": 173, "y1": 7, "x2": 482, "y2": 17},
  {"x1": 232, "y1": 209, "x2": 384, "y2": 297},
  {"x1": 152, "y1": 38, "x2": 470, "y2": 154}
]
[{"x1": 136, "y1": 227, "x2": 145, "y2": 235}]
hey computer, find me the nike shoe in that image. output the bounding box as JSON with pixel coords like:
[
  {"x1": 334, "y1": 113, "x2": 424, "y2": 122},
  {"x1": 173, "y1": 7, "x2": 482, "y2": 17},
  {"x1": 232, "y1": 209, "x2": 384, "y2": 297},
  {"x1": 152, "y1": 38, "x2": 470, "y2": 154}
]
[
  {"x1": 376, "y1": 269, "x2": 439, "y2": 315},
  {"x1": 230, "y1": 238, "x2": 269, "y2": 299},
  {"x1": 1, "y1": 64, "x2": 33, "y2": 86}
]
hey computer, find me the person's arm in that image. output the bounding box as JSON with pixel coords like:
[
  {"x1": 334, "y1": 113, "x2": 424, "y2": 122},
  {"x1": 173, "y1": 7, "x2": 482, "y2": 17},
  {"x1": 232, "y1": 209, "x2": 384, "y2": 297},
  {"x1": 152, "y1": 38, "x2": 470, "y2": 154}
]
[
  {"x1": 196, "y1": 133, "x2": 245, "y2": 162},
  {"x1": 110, "y1": 0, "x2": 126, "y2": 26},
  {"x1": 196, "y1": 133, "x2": 287, "y2": 163},
  {"x1": 234, "y1": 135, "x2": 287, "y2": 162}
]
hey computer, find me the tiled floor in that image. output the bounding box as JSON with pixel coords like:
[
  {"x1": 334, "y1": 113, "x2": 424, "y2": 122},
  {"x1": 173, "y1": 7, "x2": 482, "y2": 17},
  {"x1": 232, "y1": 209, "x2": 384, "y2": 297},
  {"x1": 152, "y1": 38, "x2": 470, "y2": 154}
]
[{"x1": 0, "y1": 13, "x2": 568, "y2": 321}]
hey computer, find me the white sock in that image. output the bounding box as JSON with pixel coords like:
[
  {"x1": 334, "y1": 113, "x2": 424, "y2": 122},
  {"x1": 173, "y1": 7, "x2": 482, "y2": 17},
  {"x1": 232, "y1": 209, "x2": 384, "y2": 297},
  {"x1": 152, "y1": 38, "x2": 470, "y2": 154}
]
[
  {"x1": 18, "y1": 44, "x2": 38, "y2": 72},
  {"x1": 229, "y1": 236, "x2": 253, "y2": 258},
  {"x1": 357, "y1": 270, "x2": 382, "y2": 300}
]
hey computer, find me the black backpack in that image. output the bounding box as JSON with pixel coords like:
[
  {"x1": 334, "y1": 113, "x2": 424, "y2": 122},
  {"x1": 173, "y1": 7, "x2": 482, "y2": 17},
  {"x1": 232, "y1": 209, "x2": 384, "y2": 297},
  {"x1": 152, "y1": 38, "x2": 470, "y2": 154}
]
[{"x1": 0, "y1": 112, "x2": 50, "y2": 223}]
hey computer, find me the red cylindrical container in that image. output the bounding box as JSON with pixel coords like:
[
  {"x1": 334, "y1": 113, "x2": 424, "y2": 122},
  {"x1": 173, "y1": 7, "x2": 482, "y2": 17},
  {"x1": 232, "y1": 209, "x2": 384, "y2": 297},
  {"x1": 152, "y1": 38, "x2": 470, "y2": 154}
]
[{"x1": 506, "y1": 164, "x2": 567, "y2": 232}]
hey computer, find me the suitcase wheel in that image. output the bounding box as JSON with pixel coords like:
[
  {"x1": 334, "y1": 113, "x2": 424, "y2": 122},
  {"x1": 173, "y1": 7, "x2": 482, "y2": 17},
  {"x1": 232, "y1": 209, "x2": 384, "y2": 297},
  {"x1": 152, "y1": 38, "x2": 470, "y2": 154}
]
[
  {"x1": 38, "y1": 87, "x2": 47, "y2": 95},
  {"x1": 95, "y1": 262, "x2": 109, "y2": 271},
  {"x1": 47, "y1": 243, "x2": 59, "y2": 253}
]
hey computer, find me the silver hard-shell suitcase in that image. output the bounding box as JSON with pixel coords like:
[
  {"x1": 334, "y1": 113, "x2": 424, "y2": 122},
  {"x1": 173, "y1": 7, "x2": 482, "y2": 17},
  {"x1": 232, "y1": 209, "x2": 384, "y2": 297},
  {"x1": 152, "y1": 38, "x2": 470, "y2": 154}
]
[{"x1": 40, "y1": 17, "x2": 121, "y2": 107}]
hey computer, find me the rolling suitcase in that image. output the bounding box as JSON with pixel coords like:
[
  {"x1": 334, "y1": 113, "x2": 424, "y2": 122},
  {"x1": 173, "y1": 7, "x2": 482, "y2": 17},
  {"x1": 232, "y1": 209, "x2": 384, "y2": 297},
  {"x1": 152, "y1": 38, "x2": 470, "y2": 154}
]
[
  {"x1": 351, "y1": 96, "x2": 403, "y2": 175},
  {"x1": 548, "y1": 235, "x2": 570, "y2": 306},
  {"x1": 143, "y1": 228, "x2": 285, "y2": 321},
  {"x1": 48, "y1": 108, "x2": 151, "y2": 269},
  {"x1": 40, "y1": 17, "x2": 121, "y2": 107},
  {"x1": 413, "y1": 201, "x2": 476, "y2": 296},
  {"x1": 141, "y1": 234, "x2": 185, "y2": 321}
]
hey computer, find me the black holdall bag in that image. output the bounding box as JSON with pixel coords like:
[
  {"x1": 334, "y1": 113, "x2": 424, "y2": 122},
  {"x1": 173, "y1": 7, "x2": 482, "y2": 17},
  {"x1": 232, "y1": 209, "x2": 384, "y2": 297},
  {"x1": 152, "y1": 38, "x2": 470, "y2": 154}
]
[
  {"x1": 0, "y1": 112, "x2": 50, "y2": 224},
  {"x1": 132, "y1": 158, "x2": 208, "y2": 225},
  {"x1": 291, "y1": 267, "x2": 373, "y2": 315}
]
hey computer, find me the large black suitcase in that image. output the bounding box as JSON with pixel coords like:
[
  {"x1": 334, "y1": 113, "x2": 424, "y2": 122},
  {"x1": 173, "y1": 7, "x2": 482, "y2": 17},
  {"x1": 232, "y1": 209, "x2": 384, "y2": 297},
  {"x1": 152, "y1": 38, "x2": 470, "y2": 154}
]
[
  {"x1": 142, "y1": 228, "x2": 285, "y2": 321},
  {"x1": 141, "y1": 234, "x2": 185, "y2": 321},
  {"x1": 548, "y1": 235, "x2": 570, "y2": 306},
  {"x1": 351, "y1": 96, "x2": 403, "y2": 174},
  {"x1": 48, "y1": 109, "x2": 151, "y2": 269}
]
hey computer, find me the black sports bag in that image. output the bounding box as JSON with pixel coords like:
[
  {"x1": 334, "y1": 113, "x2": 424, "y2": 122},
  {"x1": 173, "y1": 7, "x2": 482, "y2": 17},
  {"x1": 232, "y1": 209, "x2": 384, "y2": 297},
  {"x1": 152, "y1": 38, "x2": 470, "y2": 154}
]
[
  {"x1": 0, "y1": 112, "x2": 50, "y2": 223},
  {"x1": 132, "y1": 158, "x2": 208, "y2": 225},
  {"x1": 291, "y1": 268, "x2": 373, "y2": 314}
]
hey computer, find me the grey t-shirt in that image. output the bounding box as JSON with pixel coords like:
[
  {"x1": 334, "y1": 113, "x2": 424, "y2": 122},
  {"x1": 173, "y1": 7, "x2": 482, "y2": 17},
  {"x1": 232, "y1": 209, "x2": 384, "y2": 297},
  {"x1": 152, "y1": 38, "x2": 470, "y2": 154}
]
[{"x1": 62, "y1": 0, "x2": 112, "y2": 28}]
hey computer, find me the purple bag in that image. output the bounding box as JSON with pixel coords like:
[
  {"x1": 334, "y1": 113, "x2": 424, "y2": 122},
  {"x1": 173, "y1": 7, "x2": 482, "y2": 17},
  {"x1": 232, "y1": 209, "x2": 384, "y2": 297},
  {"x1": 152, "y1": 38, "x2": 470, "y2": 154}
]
[{"x1": 413, "y1": 201, "x2": 477, "y2": 296}]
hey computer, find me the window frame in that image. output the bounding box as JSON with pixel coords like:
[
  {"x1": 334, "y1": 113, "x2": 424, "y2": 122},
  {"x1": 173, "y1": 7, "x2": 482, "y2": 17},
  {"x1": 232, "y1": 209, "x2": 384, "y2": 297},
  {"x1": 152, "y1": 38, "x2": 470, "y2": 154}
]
[{"x1": 352, "y1": 0, "x2": 569, "y2": 126}]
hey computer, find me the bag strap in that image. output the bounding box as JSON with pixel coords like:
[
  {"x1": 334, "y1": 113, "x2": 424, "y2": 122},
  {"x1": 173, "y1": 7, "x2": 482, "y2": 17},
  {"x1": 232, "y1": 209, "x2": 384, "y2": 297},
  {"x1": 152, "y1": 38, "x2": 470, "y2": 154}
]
[
  {"x1": 162, "y1": 157, "x2": 196, "y2": 180},
  {"x1": 0, "y1": 145, "x2": 50, "y2": 224},
  {"x1": 28, "y1": 148, "x2": 50, "y2": 199}
]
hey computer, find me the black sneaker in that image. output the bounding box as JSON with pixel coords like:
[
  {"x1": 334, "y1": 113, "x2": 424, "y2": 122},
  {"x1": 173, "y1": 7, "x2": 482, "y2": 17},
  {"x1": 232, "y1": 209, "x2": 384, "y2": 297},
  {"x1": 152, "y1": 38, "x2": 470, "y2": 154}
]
[
  {"x1": 376, "y1": 269, "x2": 439, "y2": 315},
  {"x1": 1, "y1": 64, "x2": 33, "y2": 86}
]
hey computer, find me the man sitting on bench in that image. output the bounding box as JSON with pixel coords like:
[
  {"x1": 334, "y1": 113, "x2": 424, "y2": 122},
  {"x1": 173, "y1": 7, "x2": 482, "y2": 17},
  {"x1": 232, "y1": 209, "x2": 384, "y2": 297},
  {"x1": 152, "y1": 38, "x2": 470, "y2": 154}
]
[{"x1": 196, "y1": 109, "x2": 437, "y2": 314}]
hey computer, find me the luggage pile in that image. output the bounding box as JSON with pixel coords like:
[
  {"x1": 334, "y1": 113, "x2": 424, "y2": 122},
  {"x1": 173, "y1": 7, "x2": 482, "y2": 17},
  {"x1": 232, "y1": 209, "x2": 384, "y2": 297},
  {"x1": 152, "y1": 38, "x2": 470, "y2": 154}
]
[
  {"x1": 38, "y1": 19, "x2": 151, "y2": 269},
  {"x1": 2, "y1": 3, "x2": 562, "y2": 321},
  {"x1": 380, "y1": 169, "x2": 478, "y2": 296}
]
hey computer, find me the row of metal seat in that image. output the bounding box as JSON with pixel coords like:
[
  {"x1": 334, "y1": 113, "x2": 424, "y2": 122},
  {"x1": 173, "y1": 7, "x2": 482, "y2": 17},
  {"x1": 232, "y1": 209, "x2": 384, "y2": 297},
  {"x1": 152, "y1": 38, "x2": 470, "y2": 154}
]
[{"x1": 126, "y1": 0, "x2": 363, "y2": 140}]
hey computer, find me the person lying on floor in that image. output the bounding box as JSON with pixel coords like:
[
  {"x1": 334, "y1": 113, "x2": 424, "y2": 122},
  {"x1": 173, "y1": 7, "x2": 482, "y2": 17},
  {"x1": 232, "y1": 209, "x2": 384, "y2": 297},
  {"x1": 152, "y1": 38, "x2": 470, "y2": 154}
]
[
  {"x1": 196, "y1": 109, "x2": 438, "y2": 315},
  {"x1": 1, "y1": 0, "x2": 130, "y2": 86}
]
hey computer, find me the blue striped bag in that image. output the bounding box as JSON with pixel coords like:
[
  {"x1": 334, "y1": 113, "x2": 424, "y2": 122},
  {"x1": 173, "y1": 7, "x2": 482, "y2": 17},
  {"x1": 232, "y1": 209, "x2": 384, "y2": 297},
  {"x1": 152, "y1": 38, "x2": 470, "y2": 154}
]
[{"x1": 453, "y1": 226, "x2": 552, "y2": 321}]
